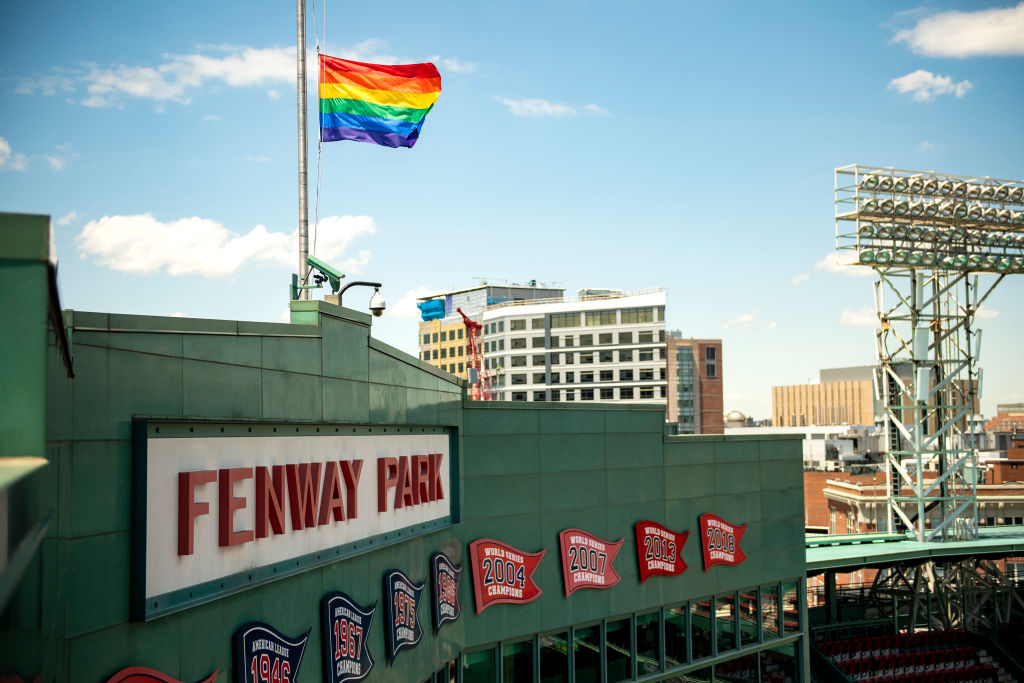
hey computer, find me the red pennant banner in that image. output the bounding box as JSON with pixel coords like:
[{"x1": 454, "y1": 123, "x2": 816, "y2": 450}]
[
  {"x1": 107, "y1": 668, "x2": 218, "y2": 683},
  {"x1": 634, "y1": 520, "x2": 689, "y2": 583},
  {"x1": 468, "y1": 538, "x2": 545, "y2": 614},
  {"x1": 558, "y1": 528, "x2": 622, "y2": 596},
  {"x1": 699, "y1": 513, "x2": 747, "y2": 570}
]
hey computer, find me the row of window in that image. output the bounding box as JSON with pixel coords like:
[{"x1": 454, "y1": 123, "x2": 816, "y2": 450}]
[
  {"x1": 507, "y1": 385, "x2": 667, "y2": 402},
  {"x1": 509, "y1": 369, "x2": 666, "y2": 385},
  {"x1": 423, "y1": 328, "x2": 465, "y2": 344},
  {"x1": 424, "y1": 346, "x2": 467, "y2": 361},
  {"x1": 441, "y1": 581, "x2": 801, "y2": 683},
  {"x1": 488, "y1": 330, "x2": 665, "y2": 346},
  {"x1": 503, "y1": 349, "x2": 663, "y2": 368},
  {"x1": 484, "y1": 308, "x2": 666, "y2": 336},
  {"x1": 435, "y1": 362, "x2": 464, "y2": 375}
]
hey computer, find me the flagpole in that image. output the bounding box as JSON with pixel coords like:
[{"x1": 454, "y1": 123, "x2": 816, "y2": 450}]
[{"x1": 296, "y1": 0, "x2": 309, "y2": 299}]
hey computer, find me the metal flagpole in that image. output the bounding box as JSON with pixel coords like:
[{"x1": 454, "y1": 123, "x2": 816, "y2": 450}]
[{"x1": 296, "y1": 0, "x2": 309, "y2": 299}]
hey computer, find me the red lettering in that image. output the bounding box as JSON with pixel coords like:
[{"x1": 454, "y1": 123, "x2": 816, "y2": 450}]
[
  {"x1": 394, "y1": 456, "x2": 415, "y2": 510},
  {"x1": 178, "y1": 470, "x2": 216, "y2": 555},
  {"x1": 286, "y1": 463, "x2": 322, "y2": 530},
  {"x1": 378, "y1": 457, "x2": 398, "y2": 512},
  {"x1": 340, "y1": 459, "x2": 363, "y2": 519},
  {"x1": 255, "y1": 465, "x2": 286, "y2": 539},
  {"x1": 412, "y1": 454, "x2": 430, "y2": 504},
  {"x1": 317, "y1": 461, "x2": 346, "y2": 526},
  {"x1": 429, "y1": 452, "x2": 444, "y2": 502},
  {"x1": 219, "y1": 467, "x2": 255, "y2": 547}
]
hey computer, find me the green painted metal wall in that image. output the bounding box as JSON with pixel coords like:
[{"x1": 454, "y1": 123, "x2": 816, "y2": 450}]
[{"x1": 0, "y1": 285, "x2": 805, "y2": 682}]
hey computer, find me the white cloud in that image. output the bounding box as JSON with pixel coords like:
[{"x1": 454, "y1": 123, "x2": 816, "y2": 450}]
[
  {"x1": 15, "y1": 71, "x2": 75, "y2": 96},
  {"x1": 721, "y1": 313, "x2": 755, "y2": 330},
  {"x1": 918, "y1": 140, "x2": 936, "y2": 151},
  {"x1": 57, "y1": 211, "x2": 79, "y2": 226},
  {"x1": 582, "y1": 103, "x2": 611, "y2": 117},
  {"x1": 814, "y1": 251, "x2": 875, "y2": 278},
  {"x1": 767, "y1": 321, "x2": 777, "y2": 330},
  {"x1": 894, "y1": 3, "x2": 1024, "y2": 57},
  {"x1": 43, "y1": 155, "x2": 66, "y2": 171},
  {"x1": 75, "y1": 213, "x2": 375, "y2": 278},
  {"x1": 494, "y1": 97, "x2": 611, "y2": 119},
  {"x1": 427, "y1": 55, "x2": 477, "y2": 74},
  {"x1": 791, "y1": 272, "x2": 809, "y2": 286},
  {"x1": 888, "y1": 70, "x2": 972, "y2": 102},
  {"x1": 391, "y1": 286, "x2": 440, "y2": 320},
  {"x1": 0, "y1": 137, "x2": 29, "y2": 172},
  {"x1": 840, "y1": 307, "x2": 877, "y2": 327},
  {"x1": 976, "y1": 307, "x2": 1000, "y2": 320},
  {"x1": 267, "y1": 90, "x2": 281, "y2": 100}
]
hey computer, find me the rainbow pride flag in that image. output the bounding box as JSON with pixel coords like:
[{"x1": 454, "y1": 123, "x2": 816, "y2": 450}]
[{"x1": 319, "y1": 55, "x2": 441, "y2": 148}]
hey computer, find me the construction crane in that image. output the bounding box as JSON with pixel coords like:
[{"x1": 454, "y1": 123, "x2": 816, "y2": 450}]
[{"x1": 457, "y1": 307, "x2": 491, "y2": 400}]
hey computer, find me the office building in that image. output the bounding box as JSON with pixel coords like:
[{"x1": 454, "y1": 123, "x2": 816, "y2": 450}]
[
  {"x1": 772, "y1": 366, "x2": 875, "y2": 427},
  {"x1": 666, "y1": 335, "x2": 723, "y2": 434},
  {"x1": 480, "y1": 288, "x2": 668, "y2": 403}
]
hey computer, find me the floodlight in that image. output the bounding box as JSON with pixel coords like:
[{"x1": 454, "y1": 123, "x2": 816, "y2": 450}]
[
  {"x1": 894, "y1": 177, "x2": 909, "y2": 193},
  {"x1": 983, "y1": 208, "x2": 998, "y2": 222},
  {"x1": 995, "y1": 185, "x2": 1010, "y2": 201},
  {"x1": 910, "y1": 202, "x2": 925, "y2": 217},
  {"x1": 860, "y1": 250, "x2": 875, "y2": 263},
  {"x1": 996, "y1": 258, "x2": 1012, "y2": 272},
  {"x1": 953, "y1": 203, "x2": 968, "y2": 220},
  {"x1": 967, "y1": 204, "x2": 983, "y2": 220},
  {"x1": 967, "y1": 184, "x2": 982, "y2": 200},
  {"x1": 924, "y1": 202, "x2": 939, "y2": 218},
  {"x1": 939, "y1": 202, "x2": 955, "y2": 218},
  {"x1": 858, "y1": 224, "x2": 875, "y2": 238},
  {"x1": 939, "y1": 180, "x2": 954, "y2": 196},
  {"x1": 966, "y1": 231, "x2": 981, "y2": 246},
  {"x1": 1010, "y1": 187, "x2": 1024, "y2": 202},
  {"x1": 893, "y1": 225, "x2": 909, "y2": 240},
  {"x1": 880, "y1": 199, "x2": 894, "y2": 214},
  {"x1": 967, "y1": 254, "x2": 983, "y2": 268},
  {"x1": 920, "y1": 228, "x2": 935, "y2": 241},
  {"x1": 981, "y1": 256, "x2": 996, "y2": 269},
  {"x1": 878, "y1": 176, "x2": 894, "y2": 191},
  {"x1": 937, "y1": 230, "x2": 952, "y2": 244},
  {"x1": 909, "y1": 176, "x2": 925, "y2": 193},
  {"x1": 893, "y1": 250, "x2": 909, "y2": 263},
  {"x1": 952, "y1": 182, "x2": 968, "y2": 199},
  {"x1": 953, "y1": 254, "x2": 968, "y2": 268},
  {"x1": 950, "y1": 227, "x2": 966, "y2": 240},
  {"x1": 877, "y1": 225, "x2": 894, "y2": 239},
  {"x1": 906, "y1": 252, "x2": 923, "y2": 266},
  {"x1": 863, "y1": 199, "x2": 879, "y2": 213},
  {"x1": 921, "y1": 252, "x2": 937, "y2": 266},
  {"x1": 861, "y1": 175, "x2": 879, "y2": 190},
  {"x1": 895, "y1": 200, "x2": 910, "y2": 216},
  {"x1": 980, "y1": 186, "x2": 995, "y2": 200},
  {"x1": 1013, "y1": 211, "x2": 1024, "y2": 225},
  {"x1": 1013, "y1": 257, "x2": 1024, "y2": 270},
  {"x1": 923, "y1": 178, "x2": 939, "y2": 194},
  {"x1": 908, "y1": 226, "x2": 925, "y2": 240},
  {"x1": 875, "y1": 250, "x2": 892, "y2": 264},
  {"x1": 998, "y1": 210, "x2": 1011, "y2": 224}
]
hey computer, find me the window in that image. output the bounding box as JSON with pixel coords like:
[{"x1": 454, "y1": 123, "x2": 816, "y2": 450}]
[
  {"x1": 550, "y1": 373, "x2": 560, "y2": 384},
  {"x1": 705, "y1": 344, "x2": 718, "y2": 378},
  {"x1": 574, "y1": 625, "x2": 600, "y2": 681},
  {"x1": 621, "y1": 307, "x2": 654, "y2": 323},
  {"x1": 498, "y1": 321, "x2": 504, "y2": 332},
  {"x1": 829, "y1": 507, "x2": 836, "y2": 534},
  {"x1": 531, "y1": 317, "x2": 545, "y2": 330},
  {"x1": 510, "y1": 319, "x2": 526, "y2": 331},
  {"x1": 534, "y1": 391, "x2": 547, "y2": 401},
  {"x1": 510, "y1": 356, "x2": 526, "y2": 367},
  {"x1": 599, "y1": 370, "x2": 614, "y2": 382},
  {"x1": 565, "y1": 390, "x2": 575, "y2": 401},
  {"x1": 600, "y1": 387, "x2": 614, "y2": 400},
  {"x1": 458, "y1": 328, "x2": 464, "y2": 339},
  {"x1": 620, "y1": 387, "x2": 634, "y2": 399},
  {"x1": 532, "y1": 354, "x2": 546, "y2": 366},
  {"x1": 511, "y1": 374, "x2": 527, "y2": 385},
  {"x1": 606, "y1": 618, "x2": 631, "y2": 682},
  {"x1": 581, "y1": 389, "x2": 594, "y2": 400},
  {"x1": 640, "y1": 387, "x2": 654, "y2": 399},
  {"x1": 550, "y1": 390, "x2": 560, "y2": 401},
  {"x1": 739, "y1": 592, "x2": 758, "y2": 647},
  {"x1": 585, "y1": 310, "x2": 616, "y2": 326},
  {"x1": 762, "y1": 585, "x2": 780, "y2": 639},
  {"x1": 581, "y1": 372, "x2": 594, "y2": 383},
  {"x1": 691, "y1": 600, "x2": 712, "y2": 660},
  {"x1": 599, "y1": 350, "x2": 614, "y2": 363},
  {"x1": 422, "y1": 334, "x2": 430, "y2": 344},
  {"x1": 847, "y1": 514, "x2": 856, "y2": 535},
  {"x1": 563, "y1": 335, "x2": 574, "y2": 347},
  {"x1": 550, "y1": 312, "x2": 579, "y2": 328},
  {"x1": 563, "y1": 352, "x2": 574, "y2": 364},
  {"x1": 511, "y1": 391, "x2": 527, "y2": 401},
  {"x1": 511, "y1": 337, "x2": 527, "y2": 349},
  {"x1": 432, "y1": 350, "x2": 438, "y2": 359},
  {"x1": 458, "y1": 363, "x2": 464, "y2": 373},
  {"x1": 549, "y1": 336, "x2": 559, "y2": 348},
  {"x1": 619, "y1": 332, "x2": 633, "y2": 344},
  {"x1": 432, "y1": 333, "x2": 439, "y2": 343},
  {"x1": 705, "y1": 347, "x2": 717, "y2": 361},
  {"x1": 532, "y1": 336, "x2": 546, "y2": 348},
  {"x1": 717, "y1": 594, "x2": 736, "y2": 653},
  {"x1": 440, "y1": 348, "x2": 447, "y2": 358},
  {"x1": 534, "y1": 373, "x2": 547, "y2": 384},
  {"x1": 665, "y1": 606, "x2": 687, "y2": 668},
  {"x1": 660, "y1": 368, "x2": 666, "y2": 380},
  {"x1": 458, "y1": 346, "x2": 463, "y2": 356},
  {"x1": 783, "y1": 581, "x2": 800, "y2": 634},
  {"x1": 639, "y1": 369, "x2": 654, "y2": 381},
  {"x1": 657, "y1": 306, "x2": 665, "y2": 322},
  {"x1": 579, "y1": 352, "x2": 594, "y2": 364},
  {"x1": 440, "y1": 331, "x2": 447, "y2": 342},
  {"x1": 423, "y1": 351, "x2": 430, "y2": 360},
  {"x1": 503, "y1": 639, "x2": 533, "y2": 682},
  {"x1": 639, "y1": 348, "x2": 655, "y2": 361},
  {"x1": 549, "y1": 353, "x2": 559, "y2": 365},
  {"x1": 598, "y1": 333, "x2": 613, "y2": 345},
  {"x1": 463, "y1": 648, "x2": 496, "y2": 683},
  {"x1": 579, "y1": 334, "x2": 593, "y2": 346},
  {"x1": 620, "y1": 369, "x2": 633, "y2": 381},
  {"x1": 619, "y1": 349, "x2": 633, "y2": 362},
  {"x1": 638, "y1": 331, "x2": 654, "y2": 343},
  {"x1": 566, "y1": 371, "x2": 575, "y2": 383}
]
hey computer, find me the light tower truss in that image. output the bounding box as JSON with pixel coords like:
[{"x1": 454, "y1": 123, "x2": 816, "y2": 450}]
[{"x1": 835, "y1": 164, "x2": 1024, "y2": 543}]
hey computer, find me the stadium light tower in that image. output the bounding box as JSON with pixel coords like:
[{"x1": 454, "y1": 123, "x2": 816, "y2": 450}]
[{"x1": 835, "y1": 164, "x2": 1024, "y2": 543}]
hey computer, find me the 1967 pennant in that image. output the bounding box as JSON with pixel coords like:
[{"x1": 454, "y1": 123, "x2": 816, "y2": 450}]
[
  {"x1": 321, "y1": 591, "x2": 375, "y2": 683},
  {"x1": 634, "y1": 520, "x2": 689, "y2": 582},
  {"x1": 468, "y1": 538, "x2": 545, "y2": 613},
  {"x1": 558, "y1": 528, "x2": 623, "y2": 596},
  {"x1": 699, "y1": 513, "x2": 747, "y2": 570}
]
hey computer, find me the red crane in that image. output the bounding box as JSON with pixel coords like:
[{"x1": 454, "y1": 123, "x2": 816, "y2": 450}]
[{"x1": 457, "y1": 307, "x2": 491, "y2": 400}]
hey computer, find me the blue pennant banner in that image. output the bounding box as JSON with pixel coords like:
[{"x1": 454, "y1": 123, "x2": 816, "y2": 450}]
[
  {"x1": 234, "y1": 621, "x2": 309, "y2": 683},
  {"x1": 431, "y1": 552, "x2": 462, "y2": 632},
  {"x1": 321, "y1": 591, "x2": 376, "y2": 683},
  {"x1": 383, "y1": 569, "x2": 424, "y2": 662}
]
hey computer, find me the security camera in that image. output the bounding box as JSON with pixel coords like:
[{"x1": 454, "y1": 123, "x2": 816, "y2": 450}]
[
  {"x1": 369, "y1": 289, "x2": 386, "y2": 317},
  {"x1": 305, "y1": 255, "x2": 344, "y2": 293}
]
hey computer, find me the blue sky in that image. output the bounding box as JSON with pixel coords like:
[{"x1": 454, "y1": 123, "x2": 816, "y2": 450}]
[{"x1": 2, "y1": 1, "x2": 1022, "y2": 419}]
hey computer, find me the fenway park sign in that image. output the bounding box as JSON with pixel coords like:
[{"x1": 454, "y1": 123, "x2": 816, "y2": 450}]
[{"x1": 132, "y1": 422, "x2": 452, "y2": 619}]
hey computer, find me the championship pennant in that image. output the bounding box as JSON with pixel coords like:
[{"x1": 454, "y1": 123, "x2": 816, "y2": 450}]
[
  {"x1": 699, "y1": 513, "x2": 747, "y2": 570},
  {"x1": 321, "y1": 591, "x2": 375, "y2": 683},
  {"x1": 558, "y1": 528, "x2": 623, "y2": 596},
  {"x1": 431, "y1": 552, "x2": 462, "y2": 631},
  {"x1": 383, "y1": 569, "x2": 423, "y2": 662},
  {"x1": 634, "y1": 520, "x2": 689, "y2": 582},
  {"x1": 468, "y1": 538, "x2": 545, "y2": 614},
  {"x1": 234, "y1": 622, "x2": 309, "y2": 683},
  {"x1": 108, "y1": 668, "x2": 218, "y2": 683}
]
